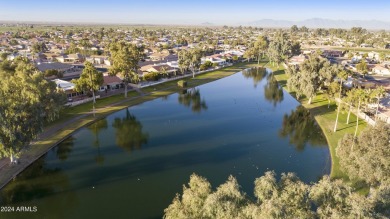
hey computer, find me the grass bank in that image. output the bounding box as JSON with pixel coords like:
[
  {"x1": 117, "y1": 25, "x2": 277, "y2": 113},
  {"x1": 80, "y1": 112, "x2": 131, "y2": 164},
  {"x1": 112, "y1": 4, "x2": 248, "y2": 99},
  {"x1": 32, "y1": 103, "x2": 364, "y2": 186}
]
[
  {"x1": 266, "y1": 63, "x2": 367, "y2": 181},
  {"x1": 0, "y1": 62, "x2": 259, "y2": 190}
]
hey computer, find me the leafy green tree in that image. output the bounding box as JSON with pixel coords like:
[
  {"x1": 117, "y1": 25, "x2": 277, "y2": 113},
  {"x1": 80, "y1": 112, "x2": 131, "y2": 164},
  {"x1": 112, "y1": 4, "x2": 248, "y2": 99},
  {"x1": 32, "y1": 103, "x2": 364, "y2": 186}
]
[
  {"x1": 31, "y1": 42, "x2": 47, "y2": 62},
  {"x1": 325, "y1": 82, "x2": 340, "y2": 108},
  {"x1": 290, "y1": 25, "x2": 299, "y2": 34},
  {"x1": 109, "y1": 41, "x2": 142, "y2": 98},
  {"x1": 310, "y1": 176, "x2": 375, "y2": 218},
  {"x1": 165, "y1": 171, "x2": 385, "y2": 218},
  {"x1": 291, "y1": 41, "x2": 301, "y2": 56},
  {"x1": 356, "y1": 60, "x2": 368, "y2": 75},
  {"x1": 243, "y1": 47, "x2": 256, "y2": 62},
  {"x1": 254, "y1": 171, "x2": 314, "y2": 218},
  {"x1": 0, "y1": 52, "x2": 9, "y2": 61},
  {"x1": 0, "y1": 62, "x2": 66, "y2": 163},
  {"x1": 183, "y1": 48, "x2": 202, "y2": 78},
  {"x1": 178, "y1": 49, "x2": 190, "y2": 74},
  {"x1": 72, "y1": 61, "x2": 103, "y2": 112},
  {"x1": 44, "y1": 69, "x2": 63, "y2": 78},
  {"x1": 164, "y1": 174, "x2": 212, "y2": 219},
  {"x1": 79, "y1": 38, "x2": 92, "y2": 57},
  {"x1": 112, "y1": 109, "x2": 148, "y2": 153},
  {"x1": 336, "y1": 123, "x2": 390, "y2": 187},
  {"x1": 254, "y1": 36, "x2": 269, "y2": 65},
  {"x1": 267, "y1": 31, "x2": 291, "y2": 67},
  {"x1": 287, "y1": 56, "x2": 333, "y2": 104}
]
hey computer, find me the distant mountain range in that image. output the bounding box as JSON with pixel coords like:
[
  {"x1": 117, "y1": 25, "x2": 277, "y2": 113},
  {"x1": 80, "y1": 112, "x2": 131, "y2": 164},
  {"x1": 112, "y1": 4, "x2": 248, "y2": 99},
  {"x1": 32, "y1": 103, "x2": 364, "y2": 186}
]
[{"x1": 247, "y1": 18, "x2": 390, "y2": 30}]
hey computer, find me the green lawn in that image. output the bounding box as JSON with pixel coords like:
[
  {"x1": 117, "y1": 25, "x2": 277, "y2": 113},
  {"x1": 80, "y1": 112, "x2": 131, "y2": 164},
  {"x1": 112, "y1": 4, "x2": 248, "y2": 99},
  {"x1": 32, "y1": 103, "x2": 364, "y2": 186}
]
[{"x1": 267, "y1": 64, "x2": 367, "y2": 181}]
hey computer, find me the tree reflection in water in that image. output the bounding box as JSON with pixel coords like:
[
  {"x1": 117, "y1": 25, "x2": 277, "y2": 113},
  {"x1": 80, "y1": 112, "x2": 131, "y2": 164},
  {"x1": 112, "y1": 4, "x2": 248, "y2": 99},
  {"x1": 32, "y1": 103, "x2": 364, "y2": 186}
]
[
  {"x1": 279, "y1": 106, "x2": 327, "y2": 151},
  {"x1": 0, "y1": 156, "x2": 76, "y2": 218},
  {"x1": 264, "y1": 73, "x2": 284, "y2": 107},
  {"x1": 178, "y1": 88, "x2": 208, "y2": 113},
  {"x1": 242, "y1": 67, "x2": 267, "y2": 88},
  {"x1": 112, "y1": 109, "x2": 149, "y2": 153},
  {"x1": 87, "y1": 119, "x2": 108, "y2": 164},
  {"x1": 56, "y1": 137, "x2": 74, "y2": 161}
]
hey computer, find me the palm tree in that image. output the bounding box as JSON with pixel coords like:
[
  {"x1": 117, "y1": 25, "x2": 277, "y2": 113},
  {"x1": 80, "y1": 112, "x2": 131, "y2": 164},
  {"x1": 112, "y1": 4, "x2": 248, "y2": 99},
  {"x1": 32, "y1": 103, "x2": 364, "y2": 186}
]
[
  {"x1": 354, "y1": 89, "x2": 367, "y2": 138},
  {"x1": 373, "y1": 86, "x2": 387, "y2": 124},
  {"x1": 333, "y1": 70, "x2": 348, "y2": 132}
]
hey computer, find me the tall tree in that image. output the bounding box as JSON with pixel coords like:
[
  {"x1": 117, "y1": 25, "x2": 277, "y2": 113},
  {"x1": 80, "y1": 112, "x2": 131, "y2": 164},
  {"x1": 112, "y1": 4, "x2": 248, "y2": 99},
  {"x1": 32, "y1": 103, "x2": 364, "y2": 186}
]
[
  {"x1": 267, "y1": 31, "x2": 291, "y2": 67},
  {"x1": 356, "y1": 60, "x2": 368, "y2": 75},
  {"x1": 290, "y1": 41, "x2": 301, "y2": 56},
  {"x1": 178, "y1": 49, "x2": 190, "y2": 74},
  {"x1": 109, "y1": 41, "x2": 142, "y2": 98},
  {"x1": 372, "y1": 86, "x2": 387, "y2": 124},
  {"x1": 0, "y1": 62, "x2": 66, "y2": 163},
  {"x1": 353, "y1": 89, "x2": 367, "y2": 137},
  {"x1": 254, "y1": 36, "x2": 269, "y2": 65},
  {"x1": 333, "y1": 70, "x2": 348, "y2": 132},
  {"x1": 31, "y1": 42, "x2": 47, "y2": 62},
  {"x1": 189, "y1": 48, "x2": 202, "y2": 78},
  {"x1": 72, "y1": 61, "x2": 103, "y2": 113},
  {"x1": 287, "y1": 55, "x2": 332, "y2": 104},
  {"x1": 336, "y1": 123, "x2": 390, "y2": 187}
]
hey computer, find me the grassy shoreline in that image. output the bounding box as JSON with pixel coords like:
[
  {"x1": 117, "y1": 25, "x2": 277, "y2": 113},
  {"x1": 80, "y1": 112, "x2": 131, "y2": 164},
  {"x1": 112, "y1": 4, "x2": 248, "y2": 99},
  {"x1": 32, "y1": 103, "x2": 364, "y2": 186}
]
[
  {"x1": 0, "y1": 62, "x2": 259, "y2": 190},
  {"x1": 267, "y1": 64, "x2": 367, "y2": 181}
]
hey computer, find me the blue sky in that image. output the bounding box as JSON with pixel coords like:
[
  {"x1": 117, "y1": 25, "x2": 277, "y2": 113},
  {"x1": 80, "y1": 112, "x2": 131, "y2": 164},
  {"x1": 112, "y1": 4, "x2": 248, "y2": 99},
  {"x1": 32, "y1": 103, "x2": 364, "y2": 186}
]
[{"x1": 1, "y1": 0, "x2": 389, "y2": 24}]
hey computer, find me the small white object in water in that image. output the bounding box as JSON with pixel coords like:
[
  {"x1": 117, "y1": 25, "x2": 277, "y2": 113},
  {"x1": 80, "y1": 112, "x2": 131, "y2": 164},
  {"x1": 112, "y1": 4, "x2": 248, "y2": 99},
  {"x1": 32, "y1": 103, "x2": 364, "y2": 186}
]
[
  {"x1": 93, "y1": 187, "x2": 95, "y2": 189},
  {"x1": 138, "y1": 178, "x2": 141, "y2": 181}
]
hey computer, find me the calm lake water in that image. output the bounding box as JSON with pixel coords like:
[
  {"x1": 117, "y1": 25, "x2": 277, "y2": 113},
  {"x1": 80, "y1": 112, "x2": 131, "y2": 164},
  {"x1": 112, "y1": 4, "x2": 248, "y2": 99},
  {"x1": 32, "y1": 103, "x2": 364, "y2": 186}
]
[{"x1": 0, "y1": 68, "x2": 330, "y2": 219}]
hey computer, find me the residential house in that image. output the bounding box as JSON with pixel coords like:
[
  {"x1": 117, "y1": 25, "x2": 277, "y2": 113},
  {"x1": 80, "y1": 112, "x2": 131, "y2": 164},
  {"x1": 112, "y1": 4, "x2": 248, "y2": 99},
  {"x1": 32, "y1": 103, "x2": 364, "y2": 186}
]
[
  {"x1": 7, "y1": 53, "x2": 19, "y2": 61},
  {"x1": 100, "y1": 73, "x2": 123, "y2": 91},
  {"x1": 322, "y1": 50, "x2": 343, "y2": 58},
  {"x1": 288, "y1": 55, "x2": 307, "y2": 66},
  {"x1": 368, "y1": 52, "x2": 380, "y2": 61},
  {"x1": 201, "y1": 54, "x2": 227, "y2": 66},
  {"x1": 57, "y1": 53, "x2": 84, "y2": 63},
  {"x1": 146, "y1": 64, "x2": 176, "y2": 75},
  {"x1": 149, "y1": 52, "x2": 168, "y2": 61},
  {"x1": 86, "y1": 55, "x2": 107, "y2": 65},
  {"x1": 53, "y1": 79, "x2": 83, "y2": 100},
  {"x1": 166, "y1": 61, "x2": 179, "y2": 69},
  {"x1": 372, "y1": 65, "x2": 390, "y2": 76}
]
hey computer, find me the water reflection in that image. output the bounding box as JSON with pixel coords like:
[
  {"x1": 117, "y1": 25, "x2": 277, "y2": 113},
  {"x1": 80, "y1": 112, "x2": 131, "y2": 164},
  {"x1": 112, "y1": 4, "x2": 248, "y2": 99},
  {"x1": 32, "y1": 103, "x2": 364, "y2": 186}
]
[
  {"x1": 279, "y1": 106, "x2": 327, "y2": 151},
  {"x1": 112, "y1": 109, "x2": 149, "y2": 153},
  {"x1": 242, "y1": 67, "x2": 267, "y2": 87},
  {"x1": 264, "y1": 73, "x2": 284, "y2": 107},
  {"x1": 87, "y1": 119, "x2": 108, "y2": 164},
  {"x1": 0, "y1": 156, "x2": 76, "y2": 218},
  {"x1": 178, "y1": 88, "x2": 208, "y2": 113},
  {"x1": 56, "y1": 137, "x2": 74, "y2": 161}
]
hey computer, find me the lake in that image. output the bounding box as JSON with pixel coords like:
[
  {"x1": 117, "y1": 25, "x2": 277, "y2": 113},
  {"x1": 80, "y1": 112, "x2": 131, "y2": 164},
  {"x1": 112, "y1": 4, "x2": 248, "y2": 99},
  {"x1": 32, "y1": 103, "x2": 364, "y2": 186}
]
[{"x1": 0, "y1": 68, "x2": 330, "y2": 219}]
